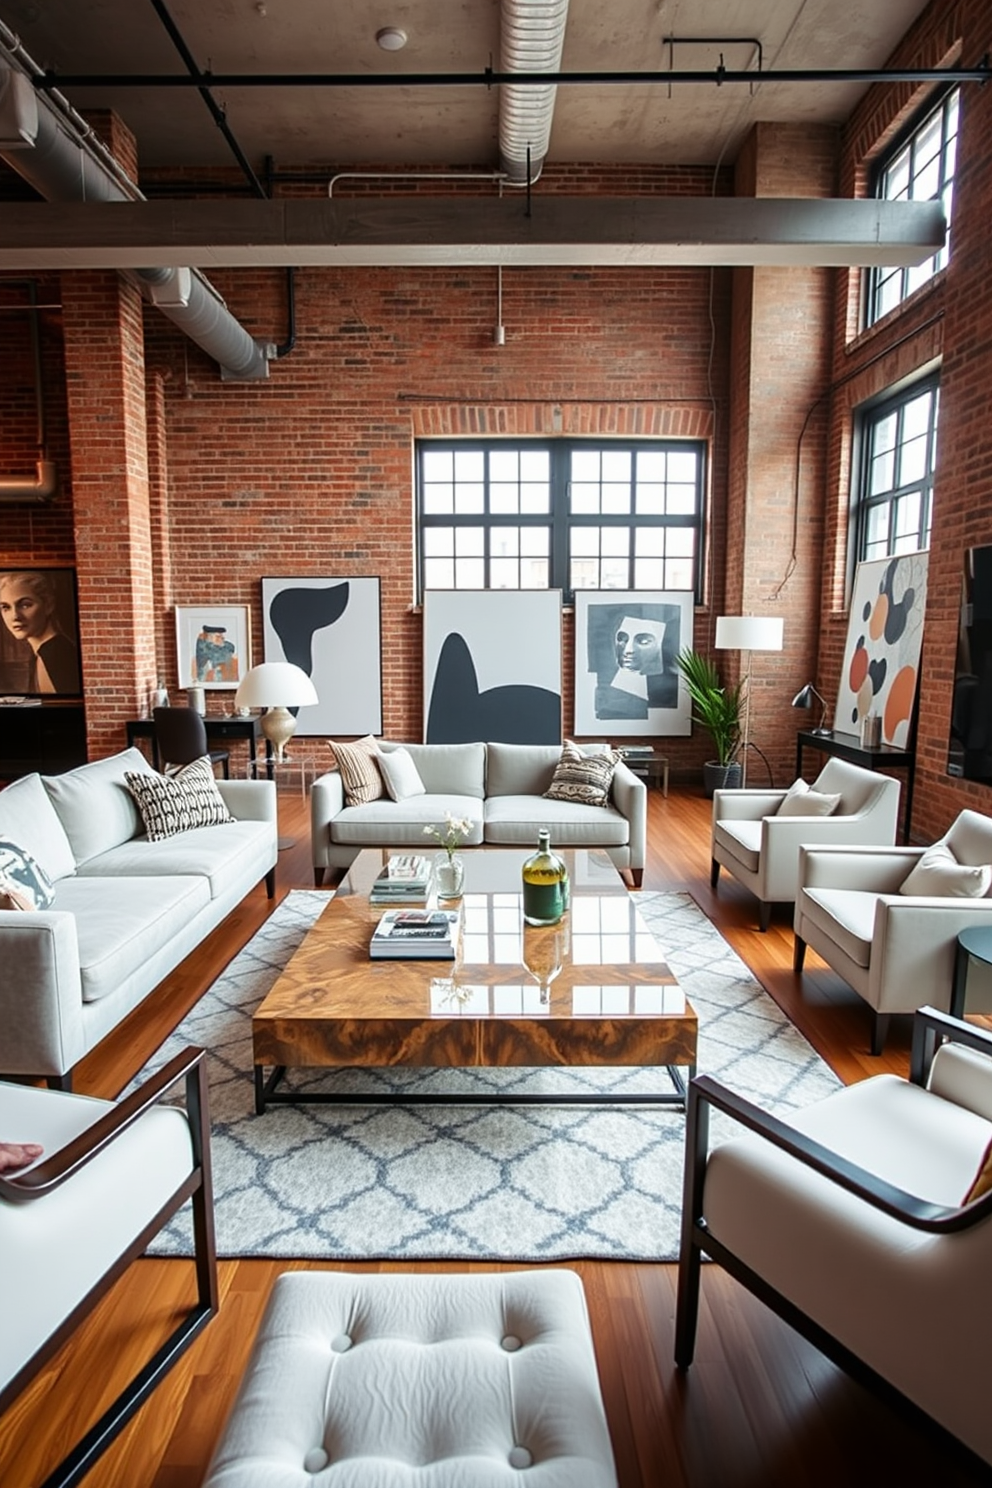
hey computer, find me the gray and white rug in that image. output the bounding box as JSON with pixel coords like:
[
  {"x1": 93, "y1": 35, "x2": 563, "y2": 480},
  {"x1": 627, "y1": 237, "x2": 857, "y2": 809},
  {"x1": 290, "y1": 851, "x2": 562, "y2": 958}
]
[{"x1": 135, "y1": 890, "x2": 841, "y2": 1262}]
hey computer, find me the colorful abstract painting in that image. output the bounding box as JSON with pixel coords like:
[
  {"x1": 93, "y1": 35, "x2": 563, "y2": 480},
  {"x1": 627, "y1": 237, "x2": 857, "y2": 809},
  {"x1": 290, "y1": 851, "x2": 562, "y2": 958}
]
[{"x1": 835, "y1": 551, "x2": 929, "y2": 748}]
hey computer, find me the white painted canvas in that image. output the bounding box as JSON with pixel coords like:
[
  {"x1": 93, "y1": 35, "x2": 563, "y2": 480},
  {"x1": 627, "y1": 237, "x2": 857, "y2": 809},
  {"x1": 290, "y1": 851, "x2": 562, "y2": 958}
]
[
  {"x1": 834, "y1": 551, "x2": 928, "y2": 748},
  {"x1": 574, "y1": 591, "x2": 694, "y2": 737},
  {"x1": 423, "y1": 590, "x2": 562, "y2": 744},
  {"x1": 262, "y1": 576, "x2": 382, "y2": 737}
]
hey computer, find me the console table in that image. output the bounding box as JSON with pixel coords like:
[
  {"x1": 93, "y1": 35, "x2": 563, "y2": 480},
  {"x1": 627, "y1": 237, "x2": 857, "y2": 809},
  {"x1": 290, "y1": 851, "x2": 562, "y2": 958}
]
[
  {"x1": 795, "y1": 728, "x2": 915, "y2": 843},
  {"x1": 126, "y1": 714, "x2": 270, "y2": 772},
  {"x1": 0, "y1": 700, "x2": 87, "y2": 779}
]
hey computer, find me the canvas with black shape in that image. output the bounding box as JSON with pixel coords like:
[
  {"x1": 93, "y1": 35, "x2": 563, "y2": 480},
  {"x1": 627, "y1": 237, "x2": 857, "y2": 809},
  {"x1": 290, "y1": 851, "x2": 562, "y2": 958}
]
[
  {"x1": 262, "y1": 576, "x2": 382, "y2": 738},
  {"x1": 423, "y1": 590, "x2": 562, "y2": 744}
]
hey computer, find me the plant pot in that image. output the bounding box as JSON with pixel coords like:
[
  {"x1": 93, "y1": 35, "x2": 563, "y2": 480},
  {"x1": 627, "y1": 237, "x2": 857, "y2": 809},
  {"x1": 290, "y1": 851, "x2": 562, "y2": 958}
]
[{"x1": 703, "y1": 760, "x2": 742, "y2": 797}]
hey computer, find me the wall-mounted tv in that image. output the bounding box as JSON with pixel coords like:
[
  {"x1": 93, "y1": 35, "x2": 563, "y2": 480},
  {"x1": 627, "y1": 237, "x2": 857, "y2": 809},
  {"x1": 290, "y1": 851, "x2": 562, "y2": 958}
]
[{"x1": 948, "y1": 544, "x2": 992, "y2": 785}]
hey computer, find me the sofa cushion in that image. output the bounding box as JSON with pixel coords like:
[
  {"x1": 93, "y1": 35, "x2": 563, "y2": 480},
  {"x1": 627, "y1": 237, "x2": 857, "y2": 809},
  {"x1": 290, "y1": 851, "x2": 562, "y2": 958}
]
[
  {"x1": 379, "y1": 741, "x2": 486, "y2": 799},
  {"x1": 330, "y1": 795, "x2": 485, "y2": 847},
  {"x1": 545, "y1": 740, "x2": 621, "y2": 808},
  {"x1": 125, "y1": 757, "x2": 235, "y2": 841},
  {"x1": 0, "y1": 837, "x2": 56, "y2": 910},
  {"x1": 76, "y1": 818, "x2": 274, "y2": 900},
  {"x1": 799, "y1": 887, "x2": 879, "y2": 969},
  {"x1": 43, "y1": 748, "x2": 156, "y2": 866},
  {"x1": 330, "y1": 736, "x2": 385, "y2": 806},
  {"x1": 485, "y1": 742, "x2": 561, "y2": 798},
  {"x1": 713, "y1": 819, "x2": 763, "y2": 874},
  {"x1": 378, "y1": 746, "x2": 426, "y2": 802},
  {"x1": 49, "y1": 875, "x2": 212, "y2": 1003},
  {"x1": 0, "y1": 771, "x2": 76, "y2": 882},
  {"x1": 484, "y1": 796, "x2": 630, "y2": 848}
]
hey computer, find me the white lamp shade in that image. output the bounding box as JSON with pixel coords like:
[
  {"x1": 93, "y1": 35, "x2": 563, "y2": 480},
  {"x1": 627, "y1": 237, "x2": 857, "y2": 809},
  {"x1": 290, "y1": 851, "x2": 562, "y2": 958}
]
[
  {"x1": 234, "y1": 662, "x2": 318, "y2": 709},
  {"x1": 714, "y1": 615, "x2": 785, "y2": 652}
]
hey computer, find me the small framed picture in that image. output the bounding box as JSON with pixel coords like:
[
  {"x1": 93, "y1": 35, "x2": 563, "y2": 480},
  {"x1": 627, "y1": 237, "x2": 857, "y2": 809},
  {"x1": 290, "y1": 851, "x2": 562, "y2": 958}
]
[
  {"x1": 175, "y1": 605, "x2": 251, "y2": 691},
  {"x1": 0, "y1": 566, "x2": 83, "y2": 696}
]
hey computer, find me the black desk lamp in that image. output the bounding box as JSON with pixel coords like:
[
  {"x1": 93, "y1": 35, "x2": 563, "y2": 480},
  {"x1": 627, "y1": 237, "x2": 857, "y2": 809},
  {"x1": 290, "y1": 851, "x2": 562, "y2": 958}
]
[{"x1": 792, "y1": 683, "x2": 831, "y2": 735}]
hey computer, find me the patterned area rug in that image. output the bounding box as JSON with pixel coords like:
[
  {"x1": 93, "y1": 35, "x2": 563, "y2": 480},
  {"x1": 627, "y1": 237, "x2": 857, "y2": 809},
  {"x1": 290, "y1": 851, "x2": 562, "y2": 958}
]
[{"x1": 136, "y1": 890, "x2": 840, "y2": 1261}]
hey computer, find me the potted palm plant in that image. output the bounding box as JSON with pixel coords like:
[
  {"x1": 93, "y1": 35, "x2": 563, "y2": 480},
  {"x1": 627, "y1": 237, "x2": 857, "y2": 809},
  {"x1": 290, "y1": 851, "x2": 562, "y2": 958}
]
[{"x1": 676, "y1": 649, "x2": 744, "y2": 796}]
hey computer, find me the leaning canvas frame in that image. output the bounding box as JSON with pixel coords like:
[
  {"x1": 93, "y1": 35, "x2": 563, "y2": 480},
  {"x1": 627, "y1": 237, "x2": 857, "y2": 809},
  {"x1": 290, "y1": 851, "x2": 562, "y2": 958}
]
[
  {"x1": 0, "y1": 566, "x2": 83, "y2": 696},
  {"x1": 175, "y1": 604, "x2": 251, "y2": 691},
  {"x1": 834, "y1": 550, "x2": 929, "y2": 748},
  {"x1": 261, "y1": 575, "x2": 382, "y2": 737},
  {"x1": 423, "y1": 590, "x2": 562, "y2": 745},
  {"x1": 573, "y1": 590, "x2": 694, "y2": 737}
]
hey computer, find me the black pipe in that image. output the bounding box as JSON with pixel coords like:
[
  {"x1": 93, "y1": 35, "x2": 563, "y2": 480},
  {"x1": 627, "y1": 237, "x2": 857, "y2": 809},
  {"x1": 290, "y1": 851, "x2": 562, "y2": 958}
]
[
  {"x1": 274, "y1": 267, "x2": 296, "y2": 361},
  {"x1": 37, "y1": 60, "x2": 992, "y2": 90}
]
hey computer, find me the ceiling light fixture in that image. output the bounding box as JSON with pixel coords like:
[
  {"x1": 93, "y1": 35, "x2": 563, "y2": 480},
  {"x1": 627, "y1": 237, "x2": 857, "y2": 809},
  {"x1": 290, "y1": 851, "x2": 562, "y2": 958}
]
[{"x1": 376, "y1": 27, "x2": 408, "y2": 52}]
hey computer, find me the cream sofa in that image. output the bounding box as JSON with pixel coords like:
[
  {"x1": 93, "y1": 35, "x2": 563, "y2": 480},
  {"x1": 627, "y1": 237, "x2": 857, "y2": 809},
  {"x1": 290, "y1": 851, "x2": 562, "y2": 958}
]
[
  {"x1": 311, "y1": 740, "x2": 647, "y2": 886},
  {"x1": 0, "y1": 747, "x2": 278, "y2": 1085}
]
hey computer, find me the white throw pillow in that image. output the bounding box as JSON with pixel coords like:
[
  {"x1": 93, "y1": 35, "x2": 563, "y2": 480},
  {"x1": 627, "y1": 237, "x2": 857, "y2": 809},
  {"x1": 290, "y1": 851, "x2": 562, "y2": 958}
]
[
  {"x1": 775, "y1": 779, "x2": 841, "y2": 818},
  {"x1": 899, "y1": 841, "x2": 992, "y2": 898},
  {"x1": 378, "y1": 746, "x2": 427, "y2": 803}
]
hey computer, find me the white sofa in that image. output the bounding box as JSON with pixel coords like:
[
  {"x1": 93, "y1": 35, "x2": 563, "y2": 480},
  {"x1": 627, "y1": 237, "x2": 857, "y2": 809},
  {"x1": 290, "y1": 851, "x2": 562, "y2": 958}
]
[
  {"x1": 311, "y1": 740, "x2": 647, "y2": 886},
  {"x1": 0, "y1": 747, "x2": 278, "y2": 1086}
]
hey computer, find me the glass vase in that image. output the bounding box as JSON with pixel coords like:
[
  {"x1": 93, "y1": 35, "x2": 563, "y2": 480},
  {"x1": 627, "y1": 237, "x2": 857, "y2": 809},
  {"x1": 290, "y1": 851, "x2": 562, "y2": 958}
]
[{"x1": 434, "y1": 851, "x2": 465, "y2": 900}]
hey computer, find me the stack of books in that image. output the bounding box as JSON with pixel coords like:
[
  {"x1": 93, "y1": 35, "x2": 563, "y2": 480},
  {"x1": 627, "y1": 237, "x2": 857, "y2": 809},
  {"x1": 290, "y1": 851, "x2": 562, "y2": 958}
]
[
  {"x1": 370, "y1": 909, "x2": 460, "y2": 960},
  {"x1": 368, "y1": 854, "x2": 432, "y2": 906}
]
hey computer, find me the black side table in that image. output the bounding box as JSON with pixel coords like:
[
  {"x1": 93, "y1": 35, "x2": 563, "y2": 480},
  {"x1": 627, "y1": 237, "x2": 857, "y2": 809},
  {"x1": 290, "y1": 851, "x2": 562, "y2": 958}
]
[{"x1": 951, "y1": 925, "x2": 992, "y2": 1019}]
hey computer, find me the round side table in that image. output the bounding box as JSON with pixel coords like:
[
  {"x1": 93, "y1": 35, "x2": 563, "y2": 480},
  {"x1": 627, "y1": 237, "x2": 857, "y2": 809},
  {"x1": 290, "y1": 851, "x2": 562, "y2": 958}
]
[{"x1": 950, "y1": 925, "x2": 992, "y2": 1019}]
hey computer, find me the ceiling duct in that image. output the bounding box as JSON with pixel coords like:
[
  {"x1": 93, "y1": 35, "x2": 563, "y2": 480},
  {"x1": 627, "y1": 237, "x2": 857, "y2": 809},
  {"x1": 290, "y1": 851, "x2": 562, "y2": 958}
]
[
  {"x1": 499, "y1": 0, "x2": 569, "y2": 186},
  {"x1": 0, "y1": 56, "x2": 270, "y2": 380}
]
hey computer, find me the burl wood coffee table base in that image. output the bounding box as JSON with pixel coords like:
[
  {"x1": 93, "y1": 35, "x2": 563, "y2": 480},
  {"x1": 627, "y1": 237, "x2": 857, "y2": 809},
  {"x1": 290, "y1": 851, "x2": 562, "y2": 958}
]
[{"x1": 252, "y1": 849, "x2": 697, "y2": 1114}]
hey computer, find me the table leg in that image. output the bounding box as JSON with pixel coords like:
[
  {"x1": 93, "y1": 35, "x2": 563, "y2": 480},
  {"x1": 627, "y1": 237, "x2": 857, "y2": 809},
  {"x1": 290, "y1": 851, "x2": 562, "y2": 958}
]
[{"x1": 951, "y1": 939, "x2": 970, "y2": 1020}]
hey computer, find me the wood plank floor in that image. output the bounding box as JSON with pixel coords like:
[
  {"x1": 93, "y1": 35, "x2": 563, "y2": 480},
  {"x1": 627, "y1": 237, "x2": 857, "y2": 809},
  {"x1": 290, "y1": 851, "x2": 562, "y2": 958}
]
[{"x1": 2, "y1": 786, "x2": 988, "y2": 1488}]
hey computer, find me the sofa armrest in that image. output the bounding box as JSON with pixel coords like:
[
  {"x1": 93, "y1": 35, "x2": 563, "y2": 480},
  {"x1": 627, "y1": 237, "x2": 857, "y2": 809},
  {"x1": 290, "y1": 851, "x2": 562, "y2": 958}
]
[
  {"x1": 0, "y1": 913, "x2": 85, "y2": 1078},
  {"x1": 712, "y1": 788, "x2": 787, "y2": 824},
  {"x1": 797, "y1": 844, "x2": 924, "y2": 894},
  {"x1": 217, "y1": 778, "x2": 277, "y2": 824},
  {"x1": 609, "y1": 762, "x2": 647, "y2": 871}
]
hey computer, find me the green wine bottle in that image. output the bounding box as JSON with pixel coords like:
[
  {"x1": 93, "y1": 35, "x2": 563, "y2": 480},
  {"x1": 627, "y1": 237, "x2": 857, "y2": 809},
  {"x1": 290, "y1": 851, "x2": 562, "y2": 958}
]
[{"x1": 521, "y1": 828, "x2": 568, "y2": 926}]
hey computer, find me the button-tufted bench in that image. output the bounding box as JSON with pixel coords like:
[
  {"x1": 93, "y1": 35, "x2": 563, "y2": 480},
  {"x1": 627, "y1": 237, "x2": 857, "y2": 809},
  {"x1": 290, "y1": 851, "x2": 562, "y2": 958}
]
[{"x1": 202, "y1": 1269, "x2": 618, "y2": 1486}]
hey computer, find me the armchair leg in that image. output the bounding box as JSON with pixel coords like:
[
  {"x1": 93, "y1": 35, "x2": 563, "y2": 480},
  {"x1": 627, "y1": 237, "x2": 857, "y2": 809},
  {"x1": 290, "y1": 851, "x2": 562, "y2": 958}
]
[
  {"x1": 630, "y1": 868, "x2": 643, "y2": 888},
  {"x1": 265, "y1": 867, "x2": 276, "y2": 899},
  {"x1": 793, "y1": 936, "x2": 807, "y2": 973},
  {"x1": 314, "y1": 866, "x2": 325, "y2": 887},
  {"x1": 710, "y1": 858, "x2": 720, "y2": 890},
  {"x1": 871, "y1": 1012, "x2": 891, "y2": 1057},
  {"x1": 758, "y1": 901, "x2": 772, "y2": 932}
]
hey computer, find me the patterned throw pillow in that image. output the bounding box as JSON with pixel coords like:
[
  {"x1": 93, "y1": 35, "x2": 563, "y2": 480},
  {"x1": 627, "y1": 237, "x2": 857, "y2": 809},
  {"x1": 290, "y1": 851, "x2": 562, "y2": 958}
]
[
  {"x1": 330, "y1": 735, "x2": 384, "y2": 806},
  {"x1": 544, "y1": 740, "x2": 622, "y2": 808},
  {"x1": 0, "y1": 837, "x2": 56, "y2": 910},
  {"x1": 125, "y1": 756, "x2": 234, "y2": 842}
]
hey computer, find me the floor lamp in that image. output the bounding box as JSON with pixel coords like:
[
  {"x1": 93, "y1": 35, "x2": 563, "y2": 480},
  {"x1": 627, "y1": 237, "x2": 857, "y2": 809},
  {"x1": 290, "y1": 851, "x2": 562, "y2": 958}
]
[{"x1": 715, "y1": 616, "x2": 785, "y2": 786}]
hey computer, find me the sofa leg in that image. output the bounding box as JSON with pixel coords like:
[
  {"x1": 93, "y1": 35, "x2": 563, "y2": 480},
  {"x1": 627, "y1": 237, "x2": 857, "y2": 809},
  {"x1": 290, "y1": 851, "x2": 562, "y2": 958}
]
[
  {"x1": 47, "y1": 1071, "x2": 73, "y2": 1092},
  {"x1": 710, "y1": 858, "x2": 720, "y2": 890},
  {"x1": 871, "y1": 1012, "x2": 891, "y2": 1056},
  {"x1": 314, "y1": 866, "x2": 325, "y2": 887},
  {"x1": 793, "y1": 936, "x2": 807, "y2": 973},
  {"x1": 758, "y1": 901, "x2": 772, "y2": 932},
  {"x1": 265, "y1": 867, "x2": 276, "y2": 900},
  {"x1": 630, "y1": 868, "x2": 643, "y2": 888}
]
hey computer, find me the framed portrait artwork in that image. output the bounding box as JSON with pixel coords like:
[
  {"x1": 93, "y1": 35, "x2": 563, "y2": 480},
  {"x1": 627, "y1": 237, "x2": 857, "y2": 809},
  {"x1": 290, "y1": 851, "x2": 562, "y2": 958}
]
[
  {"x1": 423, "y1": 590, "x2": 562, "y2": 744},
  {"x1": 0, "y1": 566, "x2": 83, "y2": 696},
  {"x1": 175, "y1": 605, "x2": 251, "y2": 691},
  {"x1": 261, "y1": 576, "x2": 382, "y2": 737},
  {"x1": 835, "y1": 550, "x2": 929, "y2": 748},
  {"x1": 573, "y1": 591, "x2": 694, "y2": 737}
]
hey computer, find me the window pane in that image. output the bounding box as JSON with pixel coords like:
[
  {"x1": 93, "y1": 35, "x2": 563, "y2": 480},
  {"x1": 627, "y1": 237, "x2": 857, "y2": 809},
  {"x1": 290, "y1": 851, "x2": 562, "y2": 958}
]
[
  {"x1": 520, "y1": 557, "x2": 549, "y2": 587},
  {"x1": 454, "y1": 557, "x2": 485, "y2": 587},
  {"x1": 902, "y1": 391, "x2": 933, "y2": 439},
  {"x1": 570, "y1": 483, "x2": 600, "y2": 514},
  {"x1": 638, "y1": 451, "x2": 666, "y2": 481},
  {"x1": 666, "y1": 483, "x2": 697, "y2": 514},
  {"x1": 520, "y1": 483, "x2": 549, "y2": 513},
  {"x1": 601, "y1": 482, "x2": 631, "y2": 514},
  {"x1": 453, "y1": 483, "x2": 484, "y2": 514},
  {"x1": 913, "y1": 154, "x2": 940, "y2": 201},
  {"x1": 424, "y1": 557, "x2": 454, "y2": 588},
  {"x1": 520, "y1": 527, "x2": 549, "y2": 556},
  {"x1": 490, "y1": 482, "x2": 519, "y2": 514},
  {"x1": 454, "y1": 450, "x2": 484, "y2": 481},
  {"x1": 490, "y1": 558, "x2": 519, "y2": 588},
  {"x1": 422, "y1": 449, "x2": 452, "y2": 482},
  {"x1": 869, "y1": 448, "x2": 895, "y2": 495},
  {"x1": 520, "y1": 450, "x2": 549, "y2": 481},
  {"x1": 570, "y1": 527, "x2": 599, "y2": 556},
  {"x1": 601, "y1": 527, "x2": 629, "y2": 556},
  {"x1": 634, "y1": 558, "x2": 665, "y2": 588},
  {"x1": 635, "y1": 483, "x2": 665, "y2": 514},
  {"x1": 491, "y1": 528, "x2": 519, "y2": 557},
  {"x1": 634, "y1": 527, "x2": 665, "y2": 556},
  {"x1": 571, "y1": 450, "x2": 600, "y2": 482},
  {"x1": 871, "y1": 411, "x2": 898, "y2": 454},
  {"x1": 666, "y1": 557, "x2": 695, "y2": 589},
  {"x1": 489, "y1": 449, "x2": 519, "y2": 482},
  {"x1": 893, "y1": 491, "x2": 921, "y2": 540},
  {"x1": 668, "y1": 528, "x2": 696, "y2": 557},
  {"x1": 898, "y1": 433, "x2": 928, "y2": 486},
  {"x1": 570, "y1": 559, "x2": 600, "y2": 590},
  {"x1": 601, "y1": 558, "x2": 629, "y2": 588},
  {"x1": 865, "y1": 503, "x2": 890, "y2": 549},
  {"x1": 602, "y1": 450, "x2": 631, "y2": 482},
  {"x1": 424, "y1": 527, "x2": 454, "y2": 556},
  {"x1": 423, "y1": 483, "x2": 454, "y2": 514},
  {"x1": 456, "y1": 528, "x2": 484, "y2": 556}
]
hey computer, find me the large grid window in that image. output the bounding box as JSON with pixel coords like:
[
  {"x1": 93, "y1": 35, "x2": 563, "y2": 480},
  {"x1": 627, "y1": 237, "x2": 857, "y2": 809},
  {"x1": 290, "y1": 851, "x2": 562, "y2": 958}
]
[
  {"x1": 856, "y1": 376, "x2": 939, "y2": 561},
  {"x1": 417, "y1": 440, "x2": 705, "y2": 603},
  {"x1": 866, "y1": 88, "x2": 959, "y2": 327}
]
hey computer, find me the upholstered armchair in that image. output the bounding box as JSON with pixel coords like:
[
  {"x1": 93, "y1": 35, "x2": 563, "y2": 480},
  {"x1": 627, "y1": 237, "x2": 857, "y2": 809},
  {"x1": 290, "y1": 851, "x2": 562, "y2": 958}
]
[
  {"x1": 794, "y1": 808, "x2": 992, "y2": 1054},
  {"x1": 0, "y1": 1047, "x2": 217, "y2": 1488},
  {"x1": 676, "y1": 1008, "x2": 992, "y2": 1471},
  {"x1": 710, "y1": 757, "x2": 901, "y2": 930}
]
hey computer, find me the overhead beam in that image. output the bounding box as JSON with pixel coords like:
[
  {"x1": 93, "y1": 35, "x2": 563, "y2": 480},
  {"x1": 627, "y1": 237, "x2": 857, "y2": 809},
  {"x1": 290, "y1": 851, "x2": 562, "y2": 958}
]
[{"x1": 0, "y1": 197, "x2": 945, "y2": 269}]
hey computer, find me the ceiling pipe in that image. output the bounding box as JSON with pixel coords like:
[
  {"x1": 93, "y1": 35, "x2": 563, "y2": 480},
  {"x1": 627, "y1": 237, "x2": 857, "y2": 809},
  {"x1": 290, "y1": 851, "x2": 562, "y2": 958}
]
[
  {"x1": 499, "y1": 0, "x2": 570, "y2": 185},
  {"x1": 0, "y1": 276, "x2": 58, "y2": 504},
  {"x1": 0, "y1": 54, "x2": 270, "y2": 380}
]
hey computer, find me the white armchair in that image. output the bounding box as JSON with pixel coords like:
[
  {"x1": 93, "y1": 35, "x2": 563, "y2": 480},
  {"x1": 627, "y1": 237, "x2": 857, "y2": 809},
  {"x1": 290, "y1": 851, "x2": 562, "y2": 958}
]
[
  {"x1": 794, "y1": 808, "x2": 992, "y2": 1054},
  {"x1": 676, "y1": 1008, "x2": 992, "y2": 1470},
  {"x1": 710, "y1": 757, "x2": 901, "y2": 930},
  {"x1": 0, "y1": 1048, "x2": 217, "y2": 1488}
]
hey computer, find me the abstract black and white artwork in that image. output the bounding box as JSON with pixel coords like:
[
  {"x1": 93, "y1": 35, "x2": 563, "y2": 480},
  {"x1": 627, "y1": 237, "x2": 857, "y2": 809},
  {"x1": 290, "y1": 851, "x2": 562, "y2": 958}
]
[
  {"x1": 574, "y1": 591, "x2": 694, "y2": 737},
  {"x1": 262, "y1": 576, "x2": 382, "y2": 737},
  {"x1": 423, "y1": 591, "x2": 562, "y2": 745}
]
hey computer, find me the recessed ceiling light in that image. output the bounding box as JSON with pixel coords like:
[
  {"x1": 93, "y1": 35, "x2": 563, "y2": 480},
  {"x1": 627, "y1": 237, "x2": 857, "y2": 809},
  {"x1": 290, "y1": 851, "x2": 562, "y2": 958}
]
[{"x1": 376, "y1": 27, "x2": 408, "y2": 51}]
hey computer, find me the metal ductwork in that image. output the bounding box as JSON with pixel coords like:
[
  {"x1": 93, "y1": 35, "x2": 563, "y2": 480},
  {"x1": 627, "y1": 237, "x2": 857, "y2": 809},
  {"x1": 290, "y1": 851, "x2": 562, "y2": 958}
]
[
  {"x1": 499, "y1": 0, "x2": 570, "y2": 185},
  {"x1": 0, "y1": 58, "x2": 270, "y2": 380}
]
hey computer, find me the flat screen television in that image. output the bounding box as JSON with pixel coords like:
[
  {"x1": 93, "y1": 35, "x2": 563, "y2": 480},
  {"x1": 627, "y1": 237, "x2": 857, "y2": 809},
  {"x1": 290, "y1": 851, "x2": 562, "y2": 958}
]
[{"x1": 947, "y1": 544, "x2": 992, "y2": 785}]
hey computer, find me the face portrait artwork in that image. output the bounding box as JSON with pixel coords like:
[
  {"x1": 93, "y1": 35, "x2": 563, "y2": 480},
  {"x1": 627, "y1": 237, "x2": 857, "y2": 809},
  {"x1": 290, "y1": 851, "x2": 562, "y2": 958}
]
[
  {"x1": 614, "y1": 616, "x2": 666, "y2": 685},
  {"x1": 0, "y1": 569, "x2": 82, "y2": 696},
  {"x1": 586, "y1": 602, "x2": 680, "y2": 722}
]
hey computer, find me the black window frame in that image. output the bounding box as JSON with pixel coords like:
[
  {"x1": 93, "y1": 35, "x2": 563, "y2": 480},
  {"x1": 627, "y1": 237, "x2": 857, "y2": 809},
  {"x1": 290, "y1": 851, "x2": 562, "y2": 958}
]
[
  {"x1": 864, "y1": 85, "x2": 959, "y2": 328},
  {"x1": 853, "y1": 372, "x2": 940, "y2": 564},
  {"x1": 415, "y1": 438, "x2": 707, "y2": 606}
]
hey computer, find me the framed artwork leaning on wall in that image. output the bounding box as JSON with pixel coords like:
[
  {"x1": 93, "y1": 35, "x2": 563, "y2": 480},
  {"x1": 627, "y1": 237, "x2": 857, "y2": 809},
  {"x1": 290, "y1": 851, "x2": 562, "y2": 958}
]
[
  {"x1": 261, "y1": 575, "x2": 382, "y2": 738},
  {"x1": 0, "y1": 566, "x2": 82, "y2": 696},
  {"x1": 573, "y1": 590, "x2": 693, "y2": 737},
  {"x1": 175, "y1": 604, "x2": 251, "y2": 691}
]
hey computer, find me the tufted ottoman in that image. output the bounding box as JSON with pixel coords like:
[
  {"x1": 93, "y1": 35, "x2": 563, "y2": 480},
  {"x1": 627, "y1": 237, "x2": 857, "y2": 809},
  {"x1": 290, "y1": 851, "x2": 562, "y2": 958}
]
[{"x1": 202, "y1": 1269, "x2": 618, "y2": 1487}]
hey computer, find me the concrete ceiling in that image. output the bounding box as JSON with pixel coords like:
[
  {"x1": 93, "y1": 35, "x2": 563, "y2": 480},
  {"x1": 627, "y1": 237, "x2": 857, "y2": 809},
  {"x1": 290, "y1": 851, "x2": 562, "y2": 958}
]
[{"x1": 0, "y1": 0, "x2": 937, "y2": 176}]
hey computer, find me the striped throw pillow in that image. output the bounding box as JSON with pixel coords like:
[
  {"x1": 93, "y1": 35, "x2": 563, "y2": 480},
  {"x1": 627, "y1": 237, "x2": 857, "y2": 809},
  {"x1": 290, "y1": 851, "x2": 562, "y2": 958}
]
[
  {"x1": 331, "y1": 735, "x2": 384, "y2": 806},
  {"x1": 125, "y1": 756, "x2": 234, "y2": 841},
  {"x1": 544, "y1": 740, "x2": 622, "y2": 808}
]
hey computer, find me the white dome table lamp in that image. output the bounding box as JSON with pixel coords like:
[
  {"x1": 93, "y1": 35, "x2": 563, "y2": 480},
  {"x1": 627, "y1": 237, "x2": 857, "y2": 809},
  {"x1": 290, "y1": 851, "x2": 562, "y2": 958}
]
[{"x1": 235, "y1": 662, "x2": 318, "y2": 763}]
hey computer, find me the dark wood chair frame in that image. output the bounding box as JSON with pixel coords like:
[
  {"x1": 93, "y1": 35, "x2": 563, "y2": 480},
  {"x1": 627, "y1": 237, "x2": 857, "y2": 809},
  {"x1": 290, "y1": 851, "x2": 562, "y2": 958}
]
[
  {"x1": 676, "y1": 1007, "x2": 992, "y2": 1476},
  {"x1": 0, "y1": 1047, "x2": 218, "y2": 1488}
]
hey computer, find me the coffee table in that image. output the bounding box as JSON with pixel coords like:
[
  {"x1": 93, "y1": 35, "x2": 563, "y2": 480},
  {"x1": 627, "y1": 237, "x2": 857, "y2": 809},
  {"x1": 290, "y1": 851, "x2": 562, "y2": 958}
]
[{"x1": 252, "y1": 847, "x2": 697, "y2": 1113}]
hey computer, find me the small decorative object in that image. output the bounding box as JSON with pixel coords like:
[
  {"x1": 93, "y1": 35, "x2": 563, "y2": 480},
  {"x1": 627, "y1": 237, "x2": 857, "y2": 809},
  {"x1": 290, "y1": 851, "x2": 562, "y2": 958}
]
[
  {"x1": 234, "y1": 661, "x2": 318, "y2": 762},
  {"x1": 521, "y1": 828, "x2": 568, "y2": 926},
  {"x1": 423, "y1": 813, "x2": 471, "y2": 900},
  {"x1": 187, "y1": 684, "x2": 206, "y2": 715},
  {"x1": 152, "y1": 678, "x2": 170, "y2": 709},
  {"x1": 860, "y1": 712, "x2": 883, "y2": 748}
]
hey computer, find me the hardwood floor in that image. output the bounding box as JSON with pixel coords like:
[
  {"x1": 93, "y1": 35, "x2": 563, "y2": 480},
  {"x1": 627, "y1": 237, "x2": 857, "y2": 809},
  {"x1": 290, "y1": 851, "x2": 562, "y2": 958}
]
[{"x1": 2, "y1": 786, "x2": 987, "y2": 1488}]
